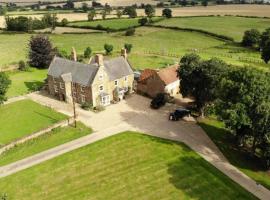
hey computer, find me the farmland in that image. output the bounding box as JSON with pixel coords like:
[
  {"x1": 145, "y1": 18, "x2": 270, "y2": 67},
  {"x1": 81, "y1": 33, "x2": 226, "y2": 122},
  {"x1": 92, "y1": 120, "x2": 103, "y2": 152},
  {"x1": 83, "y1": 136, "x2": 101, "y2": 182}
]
[
  {"x1": 0, "y1": 132, "x2": 257, "y2": 200},
  {"x1": 0, "y1": 99, "x2": 67, "y2": 146},
  {"x1": 155, "y1": 16, "x2": 270, "y2": 42}
]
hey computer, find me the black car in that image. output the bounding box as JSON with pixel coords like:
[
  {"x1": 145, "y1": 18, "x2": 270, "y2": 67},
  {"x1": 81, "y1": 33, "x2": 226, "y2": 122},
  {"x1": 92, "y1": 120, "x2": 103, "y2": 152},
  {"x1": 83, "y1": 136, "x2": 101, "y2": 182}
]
[
  {"x1": 169, "y1": 108, "x2": 191, "y2": 121},
  {"x1": 150, "y1": 93, "x2": 166, "y2": 109}
]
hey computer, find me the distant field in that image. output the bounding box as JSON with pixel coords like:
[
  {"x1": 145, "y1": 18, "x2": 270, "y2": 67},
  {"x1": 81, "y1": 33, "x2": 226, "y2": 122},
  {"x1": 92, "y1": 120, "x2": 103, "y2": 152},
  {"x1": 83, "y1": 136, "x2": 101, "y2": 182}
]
[
  {"x1": 0, "y1": 27, "x2": 267, "y2": 71},
  {"x1": 0, "y1": 132, "x2": 256, "y2": 200},
  {"x1": 155, "y1": 16, "x2": 270, "y2": 42},
  {"x1": 0, "y1": 99, "x2": 67, "y2": 146}
]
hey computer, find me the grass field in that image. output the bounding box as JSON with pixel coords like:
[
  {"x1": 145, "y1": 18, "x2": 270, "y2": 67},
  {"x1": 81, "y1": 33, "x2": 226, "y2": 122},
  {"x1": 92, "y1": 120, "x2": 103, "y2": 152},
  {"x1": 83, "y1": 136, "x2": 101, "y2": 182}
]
[
  {"x1": 6, "y1": 68, "x2": 47, "y2": 98},
  {"x1": 0, "y1": 99, "x2": 67, "y2": 146},
  {"x1": 68, "y1": 17, "x2": 162, "y2": 30},
  {"x1": 0, "y1": 132, "x2": 256, "y2": 200},
  {"x1": 155, "y1": 16, "x2": 270, "y2": 42},
  {"x1": 0, "y1": 122, "x2": 92, "y2": 166},
  {"x1": 198, "y1": 118, "x2": 270, "y2": 190}
]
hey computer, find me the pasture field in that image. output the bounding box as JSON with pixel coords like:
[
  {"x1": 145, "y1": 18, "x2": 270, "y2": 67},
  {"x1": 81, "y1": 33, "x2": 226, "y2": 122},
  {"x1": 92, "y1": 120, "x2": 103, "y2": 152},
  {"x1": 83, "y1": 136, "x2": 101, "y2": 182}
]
[
  {"x1": 0, "y1": 99, "x2": 67, "y2": 146},
  {"x1": 155, "y1": 16, "x2": 270, "y2": 42},
  {"x1": 0, "y1": 122, "x2": 92, "y2": 166},
  {"x1": 0, "y1": 27, "x2": 267, "y2": 70},
  {"x1": 198, "y1": 118, "x2": 270, "y2": 190},
  {"x1": 6, "y1": 68, "x2": 47, "y2": 98},
  {"x1": 0, "y1": 132, "x2": 256, "y2": 200}
]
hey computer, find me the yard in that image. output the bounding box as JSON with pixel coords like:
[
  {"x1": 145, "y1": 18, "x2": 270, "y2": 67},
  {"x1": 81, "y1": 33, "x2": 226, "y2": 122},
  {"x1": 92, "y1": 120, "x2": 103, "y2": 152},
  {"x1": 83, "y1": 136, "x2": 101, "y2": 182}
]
[
  {"x1": 0, "y1": 99, "x2": 67, "y2": 146},
  {"x1": 154, "y1": 16, "x2": 270, "y2": 42},
  {"x1": 0, "y1": 132, "x2": 256, "y2": 200},
  {"x1": 198, "y1": 118, "x2": 270, "y2": 190},
  {"x1": 0, "y1": 122, "x2": 92, "y2": 166}
]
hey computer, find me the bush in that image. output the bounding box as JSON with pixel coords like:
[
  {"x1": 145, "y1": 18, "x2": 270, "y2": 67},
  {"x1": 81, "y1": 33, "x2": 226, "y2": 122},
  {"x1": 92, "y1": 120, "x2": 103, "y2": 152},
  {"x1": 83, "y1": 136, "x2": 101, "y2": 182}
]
[
  {"x1": 84, "y1": 47, "x2": 92, "y2": 58},
  {"x1": 94, "y1": 105, "x2": 105, "y2": 112},
  {"x1": 124, "y1": 43, "x2": 133, "y2": 53},
  {"x1": 18, "y1": 60, "x2": 28, "y2": 71},
  {"x1": 138, "y1": 17, "x2": 148, "y2": 26},
  {"x1": 242, "y1": 29, "x2": 261, "y2": 47},
  {"x1": 162, "y1": 8, "x2": 172, "y2": 18},
  {"x1": 104, "y1": 43, "x2": 113, "y2": 55},
  {"x1": 81, "y1": 102, "x2": 93, "y2": 110},
  {"x1": 61, "y1": 18, "x2": 69, "y2": 26},
  {"x1": 125, "y1": 27, "x2": 135, "y2": 36}
]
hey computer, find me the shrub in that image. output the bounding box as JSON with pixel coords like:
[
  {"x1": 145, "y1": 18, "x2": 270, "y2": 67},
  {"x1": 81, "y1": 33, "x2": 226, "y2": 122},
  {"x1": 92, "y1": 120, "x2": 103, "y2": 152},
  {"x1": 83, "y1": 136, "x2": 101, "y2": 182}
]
[
  {"x1": 84, "y1": 47, "x2": 92, "y2": 58},
  {"x1": 162, "y1": 8, "x2": 172, "y2": 18},
  {"x1": 125, "y1": 27, "x2": 135, "y2": 36},
  {"x1": 81, "y1": 102, "x2": 93, "y2": 110},
  {"x1": 124, "y1": 43, "x2": 133, "y2": 53},
  {"x1": 61, "y1": 18, "x2": 69, "y2": 26},
  {"x1": 18, "y1": 60, "x2": 28, "y2": 71},
  {"x1": 104, "y1": 43, "x2": 113, "y2": 55},
  {"x1": 242, "y1": 29, "x2": 261, "y2": 47},
  {"x1": 94, "y1": 105, "x2": 105, "y2": 112},
  {"x1": 138, "y1": 17, "x2": 148, "y2": 26}
]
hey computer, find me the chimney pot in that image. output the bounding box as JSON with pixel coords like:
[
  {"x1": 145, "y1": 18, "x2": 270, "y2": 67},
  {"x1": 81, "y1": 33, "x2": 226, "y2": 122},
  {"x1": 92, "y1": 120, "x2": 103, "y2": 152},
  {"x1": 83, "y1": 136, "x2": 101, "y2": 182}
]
[
  {"x1": 95, "y1": 54, "x2": 104, "y2": 66},
  {"x1": 121, "y1": 48, "x2": 127, "y2": 59},
  {"x1": 71, "y1": 47, "x2": 77, "y2": 62}
]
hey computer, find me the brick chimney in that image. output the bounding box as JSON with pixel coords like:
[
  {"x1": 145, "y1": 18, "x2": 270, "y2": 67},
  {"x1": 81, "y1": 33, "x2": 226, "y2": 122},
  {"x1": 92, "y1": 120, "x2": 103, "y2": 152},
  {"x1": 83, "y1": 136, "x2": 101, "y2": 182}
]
[
  {"x1": 95, "y1": 54, "x2": 104, "y2": 66},
  {"x1": 121, "y1": 48, "x2": 127, "y2": 60},
  {"x1": 71, "y1": 47, "x2": 77, "y2": 62}
]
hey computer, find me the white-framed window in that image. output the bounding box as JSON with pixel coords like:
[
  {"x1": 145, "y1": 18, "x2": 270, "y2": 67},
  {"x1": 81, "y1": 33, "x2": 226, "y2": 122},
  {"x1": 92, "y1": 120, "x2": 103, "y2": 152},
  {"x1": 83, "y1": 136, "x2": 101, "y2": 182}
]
[
  {"x1": 81, "y1": 94, "x2": 85, "y2": 103},
  {"x1": 99, "y1": 85, "x2": 104, "y2": 91},
  {"x1": 99, "y1": 73, "x2": 103, "y2": 80},
  {"x1": 60, "y1": 82, "x2": 64, "y2": 89},
  {"x1": 54, "y1": 85, "x2": 58, "y2": 93},
  {"x1": 81, "y1": 86, "x2": 85, "y2": 92},
  {"x1": 114, "y1": 80, "x2": 118, "y2": 86},
  {"x1": 101, "y1": 95, "x2": 110, "y2": 106}
]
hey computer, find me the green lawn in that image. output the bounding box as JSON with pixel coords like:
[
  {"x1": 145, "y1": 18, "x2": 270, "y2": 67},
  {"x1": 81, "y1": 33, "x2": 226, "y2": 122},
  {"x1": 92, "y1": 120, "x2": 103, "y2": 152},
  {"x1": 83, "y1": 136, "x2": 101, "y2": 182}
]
[
  {"x1": 155, "y1": 16, "x2": 270, "y2": 42},
  {"x1": 0, "y1": 27, "x2": 268, "y2": 71},
  {"x1": 6, "y1": 68, "x2": 47, "y2": 98},
  {"x1": 68, "y1": 17, "x2": 162, "y2": 30},
  {"x1": 0, "y1": 122, "x2": 92, "y2": 166},
  {"x1": 0, "y1": 99, "x2": 67, "y2": 146},
  {"x1": 0, "y1": 132, "x2": 256, "y2": 200},
  {"x1": 198, "y1": 118, "x2": 270, "y2": 190}
]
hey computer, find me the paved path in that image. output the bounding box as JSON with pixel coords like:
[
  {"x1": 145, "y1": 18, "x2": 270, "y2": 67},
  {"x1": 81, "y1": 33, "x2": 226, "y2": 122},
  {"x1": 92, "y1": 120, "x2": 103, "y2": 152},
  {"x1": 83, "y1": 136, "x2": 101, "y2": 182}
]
[{"x1": 1, "y1": 92, "x2": 270, "y2": 200}]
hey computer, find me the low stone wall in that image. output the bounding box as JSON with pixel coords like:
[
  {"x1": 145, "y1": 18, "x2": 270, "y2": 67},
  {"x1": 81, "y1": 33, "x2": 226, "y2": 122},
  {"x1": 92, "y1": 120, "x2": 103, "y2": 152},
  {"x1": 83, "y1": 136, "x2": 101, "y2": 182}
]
[{"x1": 0, "y1": 118, "x2": 74, "y2": 155}]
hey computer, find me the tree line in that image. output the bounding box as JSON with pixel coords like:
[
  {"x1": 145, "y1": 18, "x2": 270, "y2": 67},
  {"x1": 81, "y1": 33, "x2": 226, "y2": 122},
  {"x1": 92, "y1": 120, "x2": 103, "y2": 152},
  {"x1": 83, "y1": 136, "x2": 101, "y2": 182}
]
[{"x1": 178, "y1": 53, "x2": 270, "y2": 169}]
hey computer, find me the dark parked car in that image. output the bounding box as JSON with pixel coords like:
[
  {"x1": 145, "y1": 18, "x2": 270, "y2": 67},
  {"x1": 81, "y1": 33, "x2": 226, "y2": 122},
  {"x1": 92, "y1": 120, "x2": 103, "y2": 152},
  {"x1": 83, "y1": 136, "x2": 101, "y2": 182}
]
[
  {"x1": 169, "y1": 108, "x2": 191, "y2": 121},
  {"x1": 150, "y1": 93, "x2": 166, "y2": 109}
]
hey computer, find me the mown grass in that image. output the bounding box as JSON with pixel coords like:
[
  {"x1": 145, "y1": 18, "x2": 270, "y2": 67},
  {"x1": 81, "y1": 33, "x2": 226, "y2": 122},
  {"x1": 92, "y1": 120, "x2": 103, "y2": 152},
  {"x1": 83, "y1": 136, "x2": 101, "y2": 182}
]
[
  {"x1": 0, "y1": 99, "x2": 67, "y2": 146},
  {"x1": 0, "y1": 132, "x2": 257, "y2": 200},
  {"x1": 6, "y1": 68, "x2": 47, "y2": 98},
  {"x1": 155, "y1": 16, "x2": 270, "y2": 42},
  {"x1": 198, "y1": 118, "x2": 270, "y2": 190},
  {"x1": 0, "y1": 122, "x2": 92, "y2": 166}
]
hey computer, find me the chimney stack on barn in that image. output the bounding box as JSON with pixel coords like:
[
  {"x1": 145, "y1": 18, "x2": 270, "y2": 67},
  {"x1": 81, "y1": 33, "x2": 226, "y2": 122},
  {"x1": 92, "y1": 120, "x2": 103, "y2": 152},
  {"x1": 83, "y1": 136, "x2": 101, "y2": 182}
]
[
  {"x1": 95, "y1": 54, "x2": 104, "y2": 66},
  {"x1": 71, "y1": 47, "x2": 77, "y2": 62},
  {"x1": 121, "y1": 48, "x2": 127, "y2": 60}
]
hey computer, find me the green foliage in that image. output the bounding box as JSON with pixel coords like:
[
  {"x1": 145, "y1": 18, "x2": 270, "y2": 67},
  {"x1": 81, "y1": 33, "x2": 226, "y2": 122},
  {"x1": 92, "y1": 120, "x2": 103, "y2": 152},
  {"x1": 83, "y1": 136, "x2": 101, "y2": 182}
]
[
  {"x1": 0, "y1": 72, "x2": 11, "y2": 104},
  {"x1": 138, "y1": 17, "x2": 148, "y2": 26},
  {"x1": 242, "y1": 29, "x2": 261, "y2": 47},
  {"x1": 82, "y1": 3, "x2": 88, "y2": 12},
  {"x1": 101, "y1": 10, "x2": 106, "y2": 20},
  {"x1": 5, "y1": 16, "x2": 31, "y2": 32},
  {"x1": 202, "y1": 0, "x2": 208, "y2": 6},
  {"x1": 104, "y1": 43, "x2": 113, "y2": 55},
  {"x1": 81, "y1": 102, "x2": 93, "y2": 110},
  {"x1": 87, "y1": 9, "x2": 96, "y2": 21},
  {"x1": 0, "y1": 7, "x2": 7, "y2": 16},
  {"x1": 178, "y1": 54, "x2": 230, "y2": 116},
  {"x1": 64, "y1": 0, "x2": 74, "y2": 9},
  {"x1": 125, "y1": 27, "x2": 135, "y2": 36},
  {"x1": 18, "y1": 60, "x2": 28, "y2": 71},
  {"x1": 84, "y1": 47, "x2": 92, "y2": 58},
  {"x1": 162, "y1": 8, "x2": 172, "y2": 18},
  {"x1": 124, "y1": 43, "x2": 133, "y2": 53},
  {"x1": 260, "y1": 28, "x2": 270, "y2": 64},
  {"x1": 61, "y1": 18, "x2": 68, "y2": 26},
  {"x1": 144, "y1": 4, "x2": 155, "y2": 18},
  {"x1": 123, "y1": 6, "x2": 137, "y2": 18},
  {"x1": 28, "y1": 34, "x2": 54, "y2": 69},
  {"x1": 116, "y1": 9, "x2": 122, "y2": 18}
]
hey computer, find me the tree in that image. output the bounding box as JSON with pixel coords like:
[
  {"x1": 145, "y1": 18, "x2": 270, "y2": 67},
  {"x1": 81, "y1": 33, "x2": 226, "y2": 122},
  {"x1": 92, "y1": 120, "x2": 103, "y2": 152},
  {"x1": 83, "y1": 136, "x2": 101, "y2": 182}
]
[
  {"x1": 202, "y1": 0, "x2": 208, "y2": 6},
  {"x1": 0, "y1": 6, "x2": 7, "y2": 16},
  {"x1": 88, "y1": 9, "x2": 96, "y2": 21},
  {"x1": 5, "y1": 16, "x2": 30, "y2": 32},
  {"x1": 124, "y1": 43, "x2": 133, "y2": 53},
  {"x1": 116, "y1": 9, "x2": 123, "y2": 18},
  {"x1": 104, "y1": 3, "x2": 112, "y2": 14},
  {"x1": 82, "y1": 3, "x2": 88, "y2": 12},
  {"x1": 101, "y1": 10, "x2": 106, "y2": 20},
  {"x1": 123, "y1": 6, "x2": 137, "y2": 18},
  {"x1": 65, "y1": 0, "x2": 74, "y2": 9},
  {"x1": 0, "y1": 72, "x2": 11, "y2": 104},
  {"x1": 180, "y1": 0, "x2": 188, "y2": 7},
  {"x1": 84, "y1": 47, "x2": 92, "y2": 58},
  {"x1": 260, "y1": 28, "x2": 270, "y2": 64},
  {"x1": 138, "y1": 17, "x2": 148, "y2": 26},
  {"x1": 242, "y1": 29, "x2": 261, "y2": 47},
  {"x1": 104, "y1": 43, "x2": 113, "y2": 55},
  {"x1": 144, "y1": 4, "x2": 155, "y2": 18},
  {"x1": 162, "y1": 8, "x2": 172, "y2": 18},
  {"x1": 125, "y1": 27, "x2": 135, "y2": 36},
  {"x1": 61, "y1": 18, "x2": 68, "y2": 26},
  {"x1": 28, "y1": 35, "x2": 54, "y2": 69},
  {"x1": 178, "y1": 54, "x2": 229, "y2": 116}
]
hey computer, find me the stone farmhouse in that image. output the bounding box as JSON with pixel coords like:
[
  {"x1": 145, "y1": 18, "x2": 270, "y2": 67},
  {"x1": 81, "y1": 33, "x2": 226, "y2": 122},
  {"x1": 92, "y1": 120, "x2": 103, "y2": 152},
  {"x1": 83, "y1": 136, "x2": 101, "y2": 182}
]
[
  {"x1": 137, "y1": 64, "x2": 180, "y2": 98},
  {"x1": 47, "y1": 49, "x2": 134, "y2": 107}
]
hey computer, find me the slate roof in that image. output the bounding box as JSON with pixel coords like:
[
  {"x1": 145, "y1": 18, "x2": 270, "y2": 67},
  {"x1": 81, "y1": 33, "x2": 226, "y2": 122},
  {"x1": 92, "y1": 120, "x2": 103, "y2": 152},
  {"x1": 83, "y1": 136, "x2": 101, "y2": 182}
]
[{"x1": 48, "y1": 56, "x2": 133, "y2": 86}]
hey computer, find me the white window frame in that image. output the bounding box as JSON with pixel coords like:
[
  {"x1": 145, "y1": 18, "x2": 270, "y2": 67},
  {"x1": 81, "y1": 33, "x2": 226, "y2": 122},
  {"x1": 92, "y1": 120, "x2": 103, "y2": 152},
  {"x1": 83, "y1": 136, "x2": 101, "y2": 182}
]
[
  {"x1": 114, "y1": 80, "x2": 118, "y2": 86},
  {"x1": 81, "y1": 94, "x2": 85, "y2": 103},
  {"x1": 99, "y1": 85, "x2": 104, "y2": 92},
  {"x1": 101, "y1": 95, "x2": 110, "y2": 106},
  {"x1": 54, "y1": 85, "x2": 58, "y2": 93},
  {"x1": 60, "y1": 82, "x2": 64, "y2": 89}
]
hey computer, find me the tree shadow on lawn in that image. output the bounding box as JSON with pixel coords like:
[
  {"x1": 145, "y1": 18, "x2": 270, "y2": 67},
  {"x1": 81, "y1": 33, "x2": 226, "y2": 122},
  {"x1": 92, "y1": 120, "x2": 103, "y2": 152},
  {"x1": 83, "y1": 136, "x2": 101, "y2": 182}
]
[
  {"x1": 198, "y1": 120, "x2": 266, "y2": 172},
  {"x1": 34, "y1": 111, "x2": 64, "y2": 124},
  {"x1": 24, "y1": 81, "x2": 44, "y2": 92},
  {"x1": 167, "y1": 155, "x2": 257, "y2": 200}
]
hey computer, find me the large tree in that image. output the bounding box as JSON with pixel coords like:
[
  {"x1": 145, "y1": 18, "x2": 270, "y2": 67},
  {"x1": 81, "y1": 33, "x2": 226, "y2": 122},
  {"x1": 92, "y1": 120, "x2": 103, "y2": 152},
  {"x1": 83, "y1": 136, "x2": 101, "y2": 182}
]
[
  {"x1": 0, "y1": 72, "x2": 11, "y2": 104},
  {"x1": 260, "y1": 28, "x2": 270, "y2": 64},
  {"x1": 28, "y1": 35, "x2": 55, "y2": 69},
  {"x1": 162, "y1": 8, "x2": 172, "y2": 18},
  {"x1": 242, "y1": 29, "x2": 261, "y2": 47},
  {"x1": 144, "y1": 4, "x2": 155, "y2": 18},
  {"x1": 123, "y1": 6, "x2": 137, "y2": 18},
  {"x1": 178, "y1": 54, "x2": 229, "y2": 116}
]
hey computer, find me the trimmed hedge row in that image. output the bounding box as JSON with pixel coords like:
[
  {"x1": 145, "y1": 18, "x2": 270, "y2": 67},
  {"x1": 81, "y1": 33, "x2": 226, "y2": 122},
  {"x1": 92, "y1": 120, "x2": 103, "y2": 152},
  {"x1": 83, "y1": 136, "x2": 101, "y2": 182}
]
[{"x1": 147, "y1": 24, "x2": 235, "y2": 42}]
